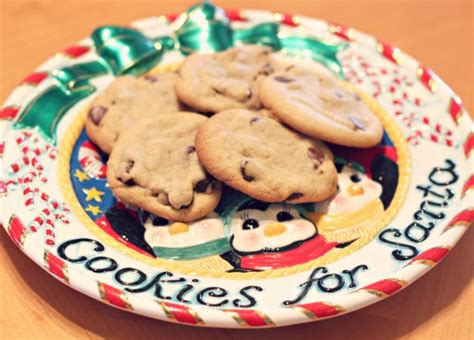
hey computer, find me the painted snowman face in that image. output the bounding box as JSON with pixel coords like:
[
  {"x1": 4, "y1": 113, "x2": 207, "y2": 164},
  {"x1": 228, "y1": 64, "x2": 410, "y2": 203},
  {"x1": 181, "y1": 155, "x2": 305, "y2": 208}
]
[
  {"x1": 324, "y1": 165, "x2": 382, "y2": 214},
  {"x1": 230, "y1": 202, "x2": 316, "y2": 254},
  {"x1": 143, "y1": 212, "x2": 225, "y2": 249}
]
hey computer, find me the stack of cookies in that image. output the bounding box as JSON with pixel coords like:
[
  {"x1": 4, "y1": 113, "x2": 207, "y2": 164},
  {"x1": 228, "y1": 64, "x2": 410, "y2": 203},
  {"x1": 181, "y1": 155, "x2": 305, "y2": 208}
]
[{"x1": 85, "y1": 45, "x2": 383, "y2": 223}]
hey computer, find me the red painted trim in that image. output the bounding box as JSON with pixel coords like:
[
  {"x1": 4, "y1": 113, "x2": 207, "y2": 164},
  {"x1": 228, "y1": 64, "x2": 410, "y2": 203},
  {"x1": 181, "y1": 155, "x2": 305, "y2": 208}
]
[
  {"x1": 464, "y1": 133, "x2": 474, "y2": 157},
  {"x1": 277, "y1": 13, "x2": 300, "y2": 27},
  {"x1": 240, "y1": 236, "x2": 337, "y2": 270},
  {"x1": 417, "y1": 66, "x2": 436, "y2": 92},
  {"x1": 377, "y1": 42, "x2": 401, "y2": 65},
  {"x1": 362, "y1": 279, "x2": 404, "y2": 295},
  {"x1": 329, "y1": 23, "x2": 353, "y2": 41},
  {"x1": 7, "y1": 215, "x2": 27, "y2": 248},
  {"x1": 462, "y1": 175, "x2": 474, "y2": 196},
  {"x1": 46, "y1": 251, "x2": 67, "y2": 281},
  {"x1": 21, "y1": 72, "x2": 49, "y2": 86},
  {"x1": 225, "y1": 9, "x2": 247, "y2": 21},
  {"x1": 99, "y1": 283, "x2": 130, "y2": 309},
  {"x1": 449, "y1": 96, "x2": 462, "y2": 124},
  {"x1": 165, "y1": 13, "x2": 179, "y2": 23},
  {"x1": 62, "y1": 45, "x2": 90, "y2": 58},
  {"x1": 444, "y1": 209, "x2": 474, "y2": 231},
  {"x1": 224, "y1": 309, "x2": 269, "y2": 327},
  {"x1": 161, "y1": 301, "x2": 201, "y2": 324},
  {"x1": 0, "y1": 106, "x2": 20, "y2": 120},
  {"x1": 410, "y1": 247, "x2": 449, "y2": 264},
  {"x1": 297, "y1": 301, "x2": 341, "y2": 318}
]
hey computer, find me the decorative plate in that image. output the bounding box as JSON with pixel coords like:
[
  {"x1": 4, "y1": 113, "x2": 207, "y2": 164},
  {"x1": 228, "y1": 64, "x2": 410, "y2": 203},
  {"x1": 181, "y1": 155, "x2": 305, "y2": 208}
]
[{"x1": 1, "y1": 2, "x2": 472, "y2": 329}]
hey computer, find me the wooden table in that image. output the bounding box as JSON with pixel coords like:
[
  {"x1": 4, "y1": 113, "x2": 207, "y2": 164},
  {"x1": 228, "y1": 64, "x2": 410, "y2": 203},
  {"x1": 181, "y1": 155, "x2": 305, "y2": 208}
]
[{"x1": 1, "y1": 1, "x2": 472, "y2": 339}]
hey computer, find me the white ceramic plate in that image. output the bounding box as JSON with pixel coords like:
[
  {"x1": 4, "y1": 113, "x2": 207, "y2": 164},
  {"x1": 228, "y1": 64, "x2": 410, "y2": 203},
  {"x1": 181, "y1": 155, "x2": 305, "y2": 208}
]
[{"x1": 1, "y1": 3, "x2": 472, "y2": 328}]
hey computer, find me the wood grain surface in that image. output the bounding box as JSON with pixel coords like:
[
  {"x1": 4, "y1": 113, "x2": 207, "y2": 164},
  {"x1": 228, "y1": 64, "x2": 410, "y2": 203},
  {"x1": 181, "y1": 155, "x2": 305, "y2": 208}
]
[{"x1": 0, "y1": 1, "x2": 472, "y2": 339}]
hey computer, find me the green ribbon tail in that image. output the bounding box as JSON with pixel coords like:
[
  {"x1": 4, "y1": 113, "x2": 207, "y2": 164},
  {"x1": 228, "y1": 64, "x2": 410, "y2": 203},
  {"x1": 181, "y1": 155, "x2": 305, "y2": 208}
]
[
  {"x1": 54, "y1": 61, "x2": 109, "y2": 94},
  {"x1": 14, "y1": 61, "x2": 109, "y2": 144},
  {"x1": 92, "y1": 26, "x2": 167, "y2": 76},
  {"x1": 280, "y1": 36, "x2": 347, "y2": 78},
  {"x1": 233, "y1": 22, "x2": 281, "y2": 49}
]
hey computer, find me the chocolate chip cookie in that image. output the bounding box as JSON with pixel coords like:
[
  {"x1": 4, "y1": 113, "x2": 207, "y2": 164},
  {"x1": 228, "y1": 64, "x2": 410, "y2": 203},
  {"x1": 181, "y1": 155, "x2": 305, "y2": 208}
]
[
  {"x1": 175, "y1": 45, "x2": 277, "y2": 113},
  {"x1": 259, "y1": 63, "x2": 384, "y2": 147},
  {"x1": 195, "y1": 109, "x2": 337, "y2": 203},
  {"x1": 85, "y1": 73, "x2": 184, "y2": 154},
  {"x1": 107, "y1": 112, "x2": 222, "y2": 222}
]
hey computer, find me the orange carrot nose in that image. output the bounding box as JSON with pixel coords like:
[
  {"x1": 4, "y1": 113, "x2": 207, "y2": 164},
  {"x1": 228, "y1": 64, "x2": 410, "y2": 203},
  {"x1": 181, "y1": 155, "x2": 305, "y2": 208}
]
[
  {"x1": 168, "y1": 222, "x2": 189, "y2": 235},
  {"x1": 348, "y1": 183, "x2": 365, "y2": 196},
  {"x1": 264, "y1": 223, "x2": 287, "y2": 237}
]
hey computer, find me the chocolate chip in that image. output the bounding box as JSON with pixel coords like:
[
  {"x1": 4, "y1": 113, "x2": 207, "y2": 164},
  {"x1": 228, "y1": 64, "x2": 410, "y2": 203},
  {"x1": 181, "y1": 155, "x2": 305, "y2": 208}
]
[
  {"x1": 118, "y1": 177, "x2": 135, "y2": 186},
  {"x1": 144, "y1": 75, "x2": 158, "y2": 83},
  {"x1": 240, "y1": 160, "x2": 254, "y2": 182},
  {"x1": 349, "y1": 115, "x2": 366, "y2": 130},
  {"x1": 124, "y1": 160, "x2": 135, "y2": 174},
  {"x1": 285, "y1": 65, "x2": 296, "y2": 71},
  {"x1": 274, "y1": 76, "x2": 295, "y2": 83},
  {"x1": 195, "y1": 178, "x2": 213, "y2": 193},
  {"x1": 308, "y1": 147, "x2": 324, "y2": 169},
  {"x1": 211, "y1": 86, "x2": 224, "y2": 95},
  {"x1": 354, "y1": 94, "x2": 362, "y2": 101},
  {"x1": 258, "y1": 63, "x2": 274, "y2": 76},
  {"x1": 186, "y1": 146, "x2": 196, "y2": 154},
  {"x1": 88, "y1": 106, "x2": 108, "y2": 125},
  {"x1": 250, "y1": 116, "x2": 261, "y2": 124},
  {"x1": 111, "y1": 100, "x2": 116, "y2": 105},
  {"x1": 287, "y1": 192, "x2": 303, "y2": 201}
]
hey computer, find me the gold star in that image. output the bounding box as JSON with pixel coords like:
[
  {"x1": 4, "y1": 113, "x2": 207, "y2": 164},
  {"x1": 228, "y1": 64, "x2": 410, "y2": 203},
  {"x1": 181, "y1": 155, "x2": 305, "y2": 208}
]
[
  {"x1": 74, "y1": 169, "x2": 89, "y2": 182},
  {"x1": 85, "y1": 205, "x2": 101, "y2": 216},
  {"x1": 83, "y1": 187, "x2": 105, "y2": 203}
]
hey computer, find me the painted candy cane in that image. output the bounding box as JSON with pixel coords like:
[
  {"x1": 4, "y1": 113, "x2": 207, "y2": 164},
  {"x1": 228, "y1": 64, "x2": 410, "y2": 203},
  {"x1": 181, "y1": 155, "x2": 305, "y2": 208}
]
[
  {"x1": 78, "y1": 140, "x2": 107, "y2": 179},
  {"x1": 7, "y1": 156, "x2": 30, "y2": 175},
  {"x1": 28, "y1": 214, "x2": 45, "y2": 233},
  {"x1": 23, "y1": 186, "x2": 36, "y2": 210},
  {"x1": 422, "y1": 116, "x2": 453, "y2": 137},
  {"x1": 407, "y1": 129, "x2": 454, "y2": 147}
]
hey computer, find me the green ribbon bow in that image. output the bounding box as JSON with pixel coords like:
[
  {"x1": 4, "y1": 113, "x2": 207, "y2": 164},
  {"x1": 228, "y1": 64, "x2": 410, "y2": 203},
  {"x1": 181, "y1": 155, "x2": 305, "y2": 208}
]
[{"x1": 14, "y1": 1, "x2": 346, "y2": 143}]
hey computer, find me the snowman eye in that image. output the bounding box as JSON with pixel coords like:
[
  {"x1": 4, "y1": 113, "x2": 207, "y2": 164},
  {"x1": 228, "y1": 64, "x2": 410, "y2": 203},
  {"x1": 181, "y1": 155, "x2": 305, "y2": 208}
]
[
  {"x1": 242, "y1": 218, "x2": 260, "y2": 230},
  {"x1": 277, "y1": 211, "x2": 293, "y2": 222},
  {"x1": 241, "y1": 213, "x2": 259, "y2": 230},
  {"x1": 350, "y1": 174, "x2": 362, "y2": 183}
]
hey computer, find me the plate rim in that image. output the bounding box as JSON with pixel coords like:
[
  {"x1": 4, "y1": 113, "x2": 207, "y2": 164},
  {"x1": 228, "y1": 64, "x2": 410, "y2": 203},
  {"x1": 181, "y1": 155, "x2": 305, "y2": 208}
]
[{"x1": 0, "y1": 7, "x2": 472, "y2": 328}]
